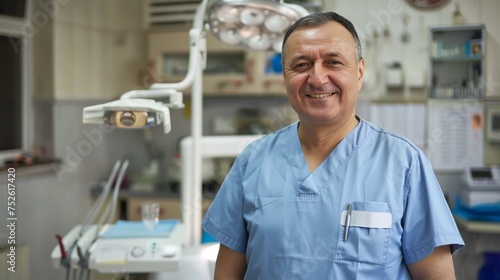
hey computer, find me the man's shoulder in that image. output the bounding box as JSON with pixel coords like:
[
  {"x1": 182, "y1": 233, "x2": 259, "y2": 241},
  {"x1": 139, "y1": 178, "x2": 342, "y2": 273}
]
[{"x1": 360, "y1": 119, "x2": 422, "y2": 154}]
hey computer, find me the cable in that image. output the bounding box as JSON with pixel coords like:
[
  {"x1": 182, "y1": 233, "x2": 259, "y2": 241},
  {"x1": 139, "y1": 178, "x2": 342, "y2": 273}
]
[
  {"x1": 108, "y1": 160, "x2": 130, "y2": 224},
  {"x1": 57, "y1": 159, "x2": 127, "y2": 278},
  {"x1": 65, "y1": 267, "x2": 70, "y2": 280},
  {"x1": 80, "y1": 160, "x2": 122, "y2": 235},
  {"x1": 86, "y1": 268, "x2": 91, "y2": 280},
  {"x1": 73, "y1": 160, "x2": 124, "y2": 276},
  {"x1": 94, "y1": 160, "x2": 129, "y2": 241}
]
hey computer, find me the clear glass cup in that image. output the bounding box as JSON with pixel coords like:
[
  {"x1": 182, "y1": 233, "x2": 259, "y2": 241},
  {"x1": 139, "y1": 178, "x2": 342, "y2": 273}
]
[{"x1": 141, "y1": 201, "x2": 160, "y2": 230}]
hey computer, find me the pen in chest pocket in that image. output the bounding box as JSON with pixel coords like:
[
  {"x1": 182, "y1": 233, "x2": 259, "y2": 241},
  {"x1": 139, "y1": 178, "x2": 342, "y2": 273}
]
[{"x1": 344, "y1": 203, "x2": 352, "y2": 241}]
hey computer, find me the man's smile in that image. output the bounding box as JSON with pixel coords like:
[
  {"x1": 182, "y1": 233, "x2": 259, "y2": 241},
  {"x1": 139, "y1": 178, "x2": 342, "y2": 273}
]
[{"x1": 307, "y1": 92, "x2": 336, "y2": 98}]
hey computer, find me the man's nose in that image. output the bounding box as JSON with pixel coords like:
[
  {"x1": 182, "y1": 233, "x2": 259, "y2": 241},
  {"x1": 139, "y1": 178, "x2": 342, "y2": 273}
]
[{"x1": 308, "y1": 64, "x2": 329, "y2": 87}]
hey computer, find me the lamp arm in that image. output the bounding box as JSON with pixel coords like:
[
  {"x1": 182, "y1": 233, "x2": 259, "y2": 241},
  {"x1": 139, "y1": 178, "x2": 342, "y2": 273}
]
[
  {"x1": 150, "y1": 0, "x2": 208, "y2": 91},
  {"x1": 119, "y1": 89, "x2": 184, "y2": 108},
  {"x1": 192, "y1": 0, "x2": 208, "y2": 32}
]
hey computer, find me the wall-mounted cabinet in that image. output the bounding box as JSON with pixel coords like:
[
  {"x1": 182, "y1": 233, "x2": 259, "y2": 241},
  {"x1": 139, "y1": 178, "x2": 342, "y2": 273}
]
[
  {"x1": 148, "y1": 30, "x2": 285, "y2": 96},
  {"x1": 429, "y1": 24, "x2": 486, "y2": 99}
]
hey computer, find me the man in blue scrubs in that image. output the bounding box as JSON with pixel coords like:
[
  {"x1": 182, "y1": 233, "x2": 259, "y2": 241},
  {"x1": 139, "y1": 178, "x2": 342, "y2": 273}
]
[{"x1": 202, "y1": 12, "x2": 464, "y2": 279}]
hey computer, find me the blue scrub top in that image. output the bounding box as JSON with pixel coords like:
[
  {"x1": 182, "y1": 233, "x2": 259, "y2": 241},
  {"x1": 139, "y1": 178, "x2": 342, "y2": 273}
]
[{"x1": 202, "y1": 119, "x2": 464, "y2": 279}]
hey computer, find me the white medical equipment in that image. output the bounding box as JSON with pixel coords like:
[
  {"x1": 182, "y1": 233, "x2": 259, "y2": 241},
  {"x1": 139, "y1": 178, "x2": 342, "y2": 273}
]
[
  {"x1": 51, "y1": 159, "x2": 186, "y2": 279},
  {"x1": 464, "y1": 166, "x2": 500, "y2": 188},
  {"x1": 87, "y1": 222, "x2": 185, "y2": 273},
  {"x1": 461, "y1": 166, "x2": 500, "y2": 207}
]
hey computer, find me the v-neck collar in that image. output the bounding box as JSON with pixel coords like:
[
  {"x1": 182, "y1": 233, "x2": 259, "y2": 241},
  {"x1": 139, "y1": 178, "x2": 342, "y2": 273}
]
[{"x1": 287, "y1": 118, "x2": 370, "y2": 197}]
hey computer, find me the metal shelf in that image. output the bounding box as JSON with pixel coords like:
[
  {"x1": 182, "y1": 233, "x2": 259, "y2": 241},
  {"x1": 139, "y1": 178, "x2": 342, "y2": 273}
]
[
  {"x1": 428, "y1": 24, "x2": 486, "y2": 100},
  {"x1": 431, "y1": 55, "x2": 483, "y2": 62}
]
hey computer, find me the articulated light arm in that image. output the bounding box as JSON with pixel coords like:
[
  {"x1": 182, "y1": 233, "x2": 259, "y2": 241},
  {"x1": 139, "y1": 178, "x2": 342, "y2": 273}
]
[
  {"x1": 82, "y1": 0, "x2": 209, "y2": 135},
  {"x1": 150, "y1": 0, "x2": 208, "y2": 91},
  {"x1": 179, "y1": 0, "x2": 308, "y2": 247},
  {"x1": 119, "y1": 89, "x2": 184, "y2": 108},
  {"x1": 180, "y1": 0, "x2": 209, "y2": 246}
]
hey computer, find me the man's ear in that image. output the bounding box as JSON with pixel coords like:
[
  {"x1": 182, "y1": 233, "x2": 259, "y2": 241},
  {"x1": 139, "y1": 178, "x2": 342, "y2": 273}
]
[{"x1": 357, "y1": 58, "x2": 365, "y2": 91}]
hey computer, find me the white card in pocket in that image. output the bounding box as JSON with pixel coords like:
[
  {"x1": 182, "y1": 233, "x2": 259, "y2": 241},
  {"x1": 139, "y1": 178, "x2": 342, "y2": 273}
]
[{"x1": 340, "y1": 210, "x2": 392, "y2": 229}]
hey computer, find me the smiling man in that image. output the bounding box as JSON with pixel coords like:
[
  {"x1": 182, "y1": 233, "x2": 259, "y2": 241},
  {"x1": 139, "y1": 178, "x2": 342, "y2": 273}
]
[
  {"x1": 282, "y1": 16, "x2": 363, "y2": 173},
  {"x1": 202, "y1": 12, "x2": 464, "y2": 280}
]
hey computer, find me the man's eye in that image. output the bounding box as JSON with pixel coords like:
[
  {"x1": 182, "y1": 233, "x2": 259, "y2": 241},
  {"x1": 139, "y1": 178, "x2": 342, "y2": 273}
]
[
  {"x1": 327, "y1": 60, "x2": 341, "y2": 66},
  {"x1": 294, "y1": 63, "x2": 308, "y2": 69}
]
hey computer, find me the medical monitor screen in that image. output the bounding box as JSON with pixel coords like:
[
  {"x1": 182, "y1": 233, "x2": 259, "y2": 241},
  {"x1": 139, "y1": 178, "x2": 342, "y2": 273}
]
[{"x1": 471, "y1": 170, "x2": 493, "y2": 180}]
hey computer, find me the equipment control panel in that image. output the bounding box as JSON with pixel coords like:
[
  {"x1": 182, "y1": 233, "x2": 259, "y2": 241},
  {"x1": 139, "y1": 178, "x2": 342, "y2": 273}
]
[{"x1": 464, "y1": 166, "x2": 500, "y2": 188}]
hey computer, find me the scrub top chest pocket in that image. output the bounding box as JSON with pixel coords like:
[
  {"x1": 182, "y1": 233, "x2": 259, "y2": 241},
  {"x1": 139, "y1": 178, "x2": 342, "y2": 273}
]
[{"x1": 336, "y1": 201, "x2": 392, "y2": 266}]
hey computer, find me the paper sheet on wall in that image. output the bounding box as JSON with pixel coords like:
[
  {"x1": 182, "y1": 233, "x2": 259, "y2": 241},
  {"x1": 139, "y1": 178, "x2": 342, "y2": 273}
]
[
  {"x1": 427, "y1": 100, "x2": 484, "y2": 171},
  {"x1": 368, "y1": 103, "x2": 426, "y2": 150}
]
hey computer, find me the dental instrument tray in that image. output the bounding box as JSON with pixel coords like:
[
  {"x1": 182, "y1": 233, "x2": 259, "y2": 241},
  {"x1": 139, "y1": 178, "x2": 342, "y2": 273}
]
[{"x1": 102, "y1": 219, "x2": 179, "y2": 238}]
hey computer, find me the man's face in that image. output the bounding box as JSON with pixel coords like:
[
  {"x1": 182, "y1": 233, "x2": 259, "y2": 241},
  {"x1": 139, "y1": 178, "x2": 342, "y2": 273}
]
[{"x1": 282, "y1": 21, "x2": 364, "y2": 127}]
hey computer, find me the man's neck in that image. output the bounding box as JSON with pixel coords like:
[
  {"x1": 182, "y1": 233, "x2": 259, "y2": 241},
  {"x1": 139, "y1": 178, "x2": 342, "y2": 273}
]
[{"x1": 298, "y1": 116, "x2": 359, "y2": 172}]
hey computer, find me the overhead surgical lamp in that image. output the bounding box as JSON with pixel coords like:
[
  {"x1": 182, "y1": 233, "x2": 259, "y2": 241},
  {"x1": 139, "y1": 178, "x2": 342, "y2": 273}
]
[
  {"x1": 208, "y1": 0, "x2": 309, "y2": 52},
  {"x1": 82, "y1": 0, "x2": 308, "y2": 247}
]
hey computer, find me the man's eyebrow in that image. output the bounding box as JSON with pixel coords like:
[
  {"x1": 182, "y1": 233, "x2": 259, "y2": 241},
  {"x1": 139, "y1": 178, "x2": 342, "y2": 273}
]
[
  {"x1": 288, "y1": 54, "x2": 309, "y2": 65},
  {"x1": 289, "y1": 51, "x2": 346, "y2": 65},
  {"x1": 322, "y1": 52, "x2": 346, "y2": 60},
  {"x1": 288, "y1": 52, "x2": 346, "y2": 64}
]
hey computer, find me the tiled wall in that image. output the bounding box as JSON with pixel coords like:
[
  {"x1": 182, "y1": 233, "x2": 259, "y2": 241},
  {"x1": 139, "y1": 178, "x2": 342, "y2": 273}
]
[{"x1": 52, "y1": 0, "x2": 147, "y2": 100}]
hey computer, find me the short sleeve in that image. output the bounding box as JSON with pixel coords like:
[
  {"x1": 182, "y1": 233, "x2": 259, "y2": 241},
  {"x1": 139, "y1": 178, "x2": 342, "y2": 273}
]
[
  {"x1": 202, "y1": 150, "x2": 249, "y2": 254},
  {"x1": 401, "y1": 151, "x2": 464, "y2": 264}
]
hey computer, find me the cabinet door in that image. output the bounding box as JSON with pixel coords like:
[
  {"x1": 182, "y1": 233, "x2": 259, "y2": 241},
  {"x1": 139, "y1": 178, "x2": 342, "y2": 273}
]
[
  {"x1": 126, "y1": 197, "x2": 182, "y2": 221},
  {"x1": 148, "y1": 31, "x2": 287, "y2": 95},
  {"x1": 149, "y1": 31, "x2": 248, "y2": 94}
]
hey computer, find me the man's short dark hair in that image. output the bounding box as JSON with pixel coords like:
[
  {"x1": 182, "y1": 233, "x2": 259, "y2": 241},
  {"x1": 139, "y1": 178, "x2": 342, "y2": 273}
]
[{"x1": 282, "y1": 12, "x2": 362, "y2": 62}]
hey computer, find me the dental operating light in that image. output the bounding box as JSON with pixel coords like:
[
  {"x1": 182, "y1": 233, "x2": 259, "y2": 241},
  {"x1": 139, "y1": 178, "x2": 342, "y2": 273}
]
[
  {"x1": 83, "y1": 99, "x2": 171, "y2": 133},
  {"x1": 208, "y1": 0, "x2": 309, "y2": 52},
  {"x1": 83, "y1": 89, "x2": 184, "y2": 134}
]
